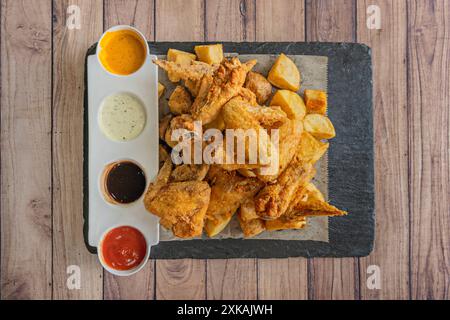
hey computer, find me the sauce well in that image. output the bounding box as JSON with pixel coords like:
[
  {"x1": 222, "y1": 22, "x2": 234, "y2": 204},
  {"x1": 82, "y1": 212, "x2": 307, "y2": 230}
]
[
  {"x1": 99, "y1": 93, "x2": 146, "y2": 142},
  {"x1": 99, "y1": 29, "x2": 147, "y2": 76},
  {"x1": 101, "y1": 226, "x2": 147, "y2": 271},
  {"x1": 104, "y1": 161, "x2": 146, "y2": 204}
]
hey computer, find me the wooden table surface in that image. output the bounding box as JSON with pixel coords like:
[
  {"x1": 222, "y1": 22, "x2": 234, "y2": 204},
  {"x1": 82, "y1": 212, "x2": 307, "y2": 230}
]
[{"x1": 1, "y1": 0, "x2": 449, "y2": 300}]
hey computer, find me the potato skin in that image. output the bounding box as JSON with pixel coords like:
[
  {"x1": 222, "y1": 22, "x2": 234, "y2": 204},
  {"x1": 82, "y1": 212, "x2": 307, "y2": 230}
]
[
  {"x1": 244, "y1": 71, "x2": 273, "y2": 105},
  {"x1": 268, "y1": 53, "x2": 301, "y2": 91},
  {"x1": 304, "y1": 89, "x2": 327, "y2": 115},
  {"x1": 168, "y1": 86, "x2": 192, "y2": 115}
]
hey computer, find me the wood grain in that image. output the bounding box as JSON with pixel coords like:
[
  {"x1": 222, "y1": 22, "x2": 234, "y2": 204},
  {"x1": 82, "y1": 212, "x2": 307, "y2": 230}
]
[
  {"x1": 154, "y1": 0, "x2": 206, "y2": 300},
  {"x1": 102, "y1": 0, "x2": 155, "y2": 300},
  {"x1": 255, "y1": 0, "x2": 308, "y2": 300},
  {"x1": 0, "y1": 0, "x2": 52, "y2": 299},
  {"x1": 258, "y1": 259, "x2": 308, "y2": 300},
  {"x1": 52, "y1": 0, "x2": 103, "y2": 299},
  {"x1": 205, "y1": 0, "x2": 255, "y2": 41},
  {"x1": 306, "y1": 0, "x2": 359, "y2": 300},
  {"x1": 357, "y1": 0, "x2": 410, "y2": 299},
  {"x1": 156, "y1": 259, "x2": 206, "y2": 299},
  {"x1": 408, "y1": 0, "x2": 450, "y2": 300},
  {"x1": 207, "y1": 259, "x2": 257, "y2": 299},
  {"x1": 255, "y1": 0, "x2": 305, "y2": 41},
  {"x1": 204, "y1": 0, "x2": 257, "y2": 300},
  {"x1": 104, "y1": 0, "x2": 154, "y2": 41},
  {"x1": 155, "y1": 0, "x2": 204, "y2": 41}
]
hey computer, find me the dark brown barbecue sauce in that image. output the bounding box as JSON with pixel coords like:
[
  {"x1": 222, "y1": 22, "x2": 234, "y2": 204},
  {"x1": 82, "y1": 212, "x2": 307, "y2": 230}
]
[{"x1": 105, "y1": 161, "x2": 146, "y2": 204}]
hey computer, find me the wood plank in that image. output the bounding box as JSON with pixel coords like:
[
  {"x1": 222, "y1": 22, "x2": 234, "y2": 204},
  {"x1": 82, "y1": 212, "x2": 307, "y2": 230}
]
[
  {"x1": 306, "y1": 0, "x2": 358, "y2": 300},
  {"x1": 52, "y1": 0, "x2": 104, "y2": 299},
  {"x1": 0, "y1": 0, "x2": 52, "y2": 299},
  {"x1": 204, "y1": 0, "x2": 257, "y2": 300},
  {"x1": 154, "y1": 0, "x2": 206, "y2": 300},
  {"x1": 357, "y1": 0, "x2": 410, "y2": 299},
  {"x1": 258, "y1": 259, "x2": 308, "y2": 300},
  {"x1": 104, "y1": 0, "x2": 154, "y2": 41},
  {"x1": 155, "y1": 0, "x2": 204, "y2": 41},
  {"x1": 205, "y1": 0, "x2": 255, "y2": 41},
  {"x1": 156, "y1": 259, "x2": 206, "y2": 299},
  {"x1": 255, "y1": 0, "x2": 305, "y2": 41},
  {"x1": 255, "y1": 0, "x2": 308, "y2": 300},
  {"x1": 102, "y1": 0, "x2": 155, "y2": 300},
  {"x1": 207, "y1": 259, "x2": 257, "y2": 299},
  {"x1": 408, "y1": 0, "x2": 450, "y2": 300}
]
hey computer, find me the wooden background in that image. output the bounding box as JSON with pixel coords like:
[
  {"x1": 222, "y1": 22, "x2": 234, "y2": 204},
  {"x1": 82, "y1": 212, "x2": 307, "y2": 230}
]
[{"x1": 1, "y1": 0, "x2": 449, "y2": 300}]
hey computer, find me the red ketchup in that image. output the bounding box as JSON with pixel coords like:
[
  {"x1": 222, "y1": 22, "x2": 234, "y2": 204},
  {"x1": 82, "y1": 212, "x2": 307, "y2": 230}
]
[{"x1": 101, "y1": 226, "x2": 147, "y2": 271}]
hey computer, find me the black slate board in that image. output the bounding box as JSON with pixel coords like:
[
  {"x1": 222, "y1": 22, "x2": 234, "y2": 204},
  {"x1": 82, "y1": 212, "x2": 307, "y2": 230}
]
[{"x1": 83, "y1": 42, "x2": 374, "y2": 258}]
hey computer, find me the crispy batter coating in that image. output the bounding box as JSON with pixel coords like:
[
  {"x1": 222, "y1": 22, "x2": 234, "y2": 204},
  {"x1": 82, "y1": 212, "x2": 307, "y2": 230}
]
[
  {"x1": 245, "y1": 71, "x2": 273, "y2": 105},
  {"x1": 254, "y1": 160, "x2": 315, "y2": 220},
  {"x1": 144, "y1": 160, "x2": 211, "y2": 238}
]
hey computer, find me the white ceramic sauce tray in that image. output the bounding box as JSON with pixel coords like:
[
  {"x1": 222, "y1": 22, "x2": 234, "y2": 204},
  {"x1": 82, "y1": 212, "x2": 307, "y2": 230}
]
[{"x1": 86, "y1": 49, "x2": 160, "y2": 251}]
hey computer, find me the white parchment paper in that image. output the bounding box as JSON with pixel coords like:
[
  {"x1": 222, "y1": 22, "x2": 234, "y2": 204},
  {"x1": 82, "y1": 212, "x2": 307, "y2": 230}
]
[{"x1": 157, "y1": 53, "x2": 329, "y2": 242}]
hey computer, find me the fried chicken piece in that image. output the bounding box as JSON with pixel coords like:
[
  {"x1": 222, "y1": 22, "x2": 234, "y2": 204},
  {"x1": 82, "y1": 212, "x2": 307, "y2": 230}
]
[
  {"x1": 164, "y1": 114, "x2": 195, "y2": 148},
  {"x1": 204, "y1": 166, "x2": 265, "y2": 237},
  {"x1": 256, "y1": 118, "x2": 303, "y2": 182},
  {"x1": 285, "y1": 198, "x2": 347, "y2": 219},
  {"x1": 191, "y1": 58, "x2": 257, "y2": 124},
  {"x1": 170, "y1": 164, "x2": 210, "y2": 182},
  {"x1": 153, "y1": 59, "x2": 218, "y2": 82},
  {"x1": 245, "y1": 71, "x2": 273, "y2": 105},
  {"x1": 168, "y1": 86, "x2": 192, "y2": 115},
  {"x1": 238, "y1": 87, "x2": 258, "y2": 106},
  {"x1": 184, "y1": 79, "x2": 202, "y2": 97},
  {"x1": 245, "y1": 105, "x2": 288, "y2": 129},
  {"x1": 159, "y1": 144, "x2": 170, "y2": 169},
  {"x1": 254, "y1": 159, "x2": 315, "y2": 220},
  {"x1": 283, "y1": 184, "x2": 347, "y2": 219},
  {"x1": 221, "y1": 97, "x2": 273, "y2": 166},
  {"x1": 144, "y1": 160, "x2": 211, "y2": 238}
]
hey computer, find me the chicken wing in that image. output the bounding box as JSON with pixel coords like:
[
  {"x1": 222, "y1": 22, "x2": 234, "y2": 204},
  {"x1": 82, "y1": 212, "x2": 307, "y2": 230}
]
[
  {"x1": 191, "y1": 58, "x2": 257, "y2": 124},
  {"x1": 144, "y1": 160, "x2": 211, "y2": 238},
  {"x1": 254, "y1": 158, "x2": 315, "y2": 220},
  {"x1": 204, "y1": 166, "x2": 264, "y2": 237}
]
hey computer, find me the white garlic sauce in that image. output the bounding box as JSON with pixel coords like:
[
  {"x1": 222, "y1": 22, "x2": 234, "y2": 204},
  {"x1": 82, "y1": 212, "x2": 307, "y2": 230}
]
[{"x1": 99, "y1": 93, "x2": 146, "y2": 142}]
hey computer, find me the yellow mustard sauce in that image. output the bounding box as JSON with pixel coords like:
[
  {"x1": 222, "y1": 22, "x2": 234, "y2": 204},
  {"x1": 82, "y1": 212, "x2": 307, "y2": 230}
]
[
  {"x1": 99, "y1": 30, "x2": 146, "y2": 75},
  {"x1": 99, "y1": 93, "x2": 146, "y2": 142}
]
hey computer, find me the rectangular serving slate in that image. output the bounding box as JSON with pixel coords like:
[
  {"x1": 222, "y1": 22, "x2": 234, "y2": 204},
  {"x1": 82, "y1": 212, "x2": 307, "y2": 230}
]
[{"x1": 84, "y1": 42, "x2": 374, "y2": 259}]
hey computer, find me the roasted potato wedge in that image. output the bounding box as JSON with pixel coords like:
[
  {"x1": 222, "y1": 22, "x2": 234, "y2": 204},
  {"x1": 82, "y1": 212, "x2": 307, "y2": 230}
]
[
  {"x1": 265, "y1": 216, "x2": 306, "y2": 231},
  {"x1": 238, "y1": 215, "x2": 266, "y2": 238},
  {"x1": 158, "y1": 82, "x2": 165, "y2": 99},
  {"x1": 205, "y1": 214, "x2": 234, "y2": 237},
  {"x1": 270, "y1": 89, "x2": 306, "y2": 120},
  {"x1": 168, "y1": 86, "x2": 192, "y2": 115},
  {"x1": 303, "y1": 114, "x2": 336, "y2": 139},
  {"x1": 268, "y1": 53, "x2": 301, "y2": 91},
  {"x1": 245, "y1": 71, "x2": 273, "y2": 105},
  {"x1": 297, "y1": 131, "x2": 329, "y2": 164},
  {"x1": 159, "y1": 113, "x2": 173, "y2": 140},
  {"x1": 239, "y1": 199, "x2": 260, "y2": 222},
  {"x1": 304, "y1": 89, "x2": 327, "y2": 115},
  {"x1": 194, "y1": 44, "x2": 224, "y2": 65}
]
